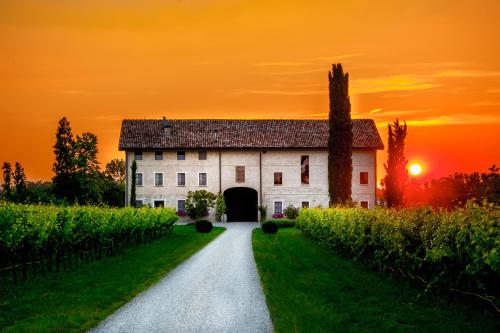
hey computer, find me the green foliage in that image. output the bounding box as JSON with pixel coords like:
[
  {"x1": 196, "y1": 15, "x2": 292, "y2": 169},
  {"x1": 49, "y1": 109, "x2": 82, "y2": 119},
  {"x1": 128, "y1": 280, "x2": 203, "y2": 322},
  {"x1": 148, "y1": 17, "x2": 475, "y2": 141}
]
[
  {"x1": 215, "y1": 193, "x2": 226, "y2": 222},
  {"x1": 265, "y1": 219, "x2": 296, "y2": 228},
  {"x1": 262, "y1": 221, "x2": 279, "y2": 234},
  {"x1": 185, "y1": 190, "x2": 216, "y2": 220},
  {"x1": 283, "y1": 205, "x2": 299, "y2": 219},
  {"x1": 253, "y1": 228, "x2": 500, "y2": 333},
  {"x1": 105, "y1": 158, "x2": 126, "y2": 183},
  {"x1": 0, "y1": 203, "x2": 178, "y2": 286},
  {"x1": 195, "y1": 219, "x2": 213, "y2": 233},
  {"x1": 383, "y1": 119, "x2": 408, "y2": 208},
  {"x1": 328, "y1": 63, "x2": 353, "y2": 205},
  {"x1": 258, "y1": 205, "x2": 267, "y2": 222},
  {"x1": 12, "y1": 162, "x2": 27, "y2": 203},
  {"x1": 130, "y1": 160, "x2": 137, "y2": 207},
  {"x1": 1, "y1": 162, "x2": 12, "y2": 200},
  {"x1": 296, "y1": 203, "x2": 500, "y2": 309},
  {"x1": 52, "y1": 117, "x2": 76, "y2": 202}
]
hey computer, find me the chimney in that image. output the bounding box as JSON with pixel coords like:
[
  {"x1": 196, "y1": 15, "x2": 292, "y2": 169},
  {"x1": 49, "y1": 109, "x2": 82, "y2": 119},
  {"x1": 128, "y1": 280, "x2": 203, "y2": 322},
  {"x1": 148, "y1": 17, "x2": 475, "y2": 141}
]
[{"x1": 162, "y1": 116, "x2": 171, "y2": 136}]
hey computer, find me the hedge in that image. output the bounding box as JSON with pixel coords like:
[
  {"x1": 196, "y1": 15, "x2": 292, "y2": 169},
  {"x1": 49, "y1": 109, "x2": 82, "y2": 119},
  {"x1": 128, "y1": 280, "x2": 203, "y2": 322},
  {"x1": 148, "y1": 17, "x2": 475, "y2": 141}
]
[{"x1": 296, "y1": 203, "x2": 500, "y2": 311}]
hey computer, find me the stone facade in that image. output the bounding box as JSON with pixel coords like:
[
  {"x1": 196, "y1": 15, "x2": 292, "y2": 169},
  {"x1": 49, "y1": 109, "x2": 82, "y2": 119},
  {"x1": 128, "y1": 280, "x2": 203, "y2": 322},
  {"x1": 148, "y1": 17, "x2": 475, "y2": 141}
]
[{"x1": 125, "y1": 148, "x2": 378, "y2": 220}]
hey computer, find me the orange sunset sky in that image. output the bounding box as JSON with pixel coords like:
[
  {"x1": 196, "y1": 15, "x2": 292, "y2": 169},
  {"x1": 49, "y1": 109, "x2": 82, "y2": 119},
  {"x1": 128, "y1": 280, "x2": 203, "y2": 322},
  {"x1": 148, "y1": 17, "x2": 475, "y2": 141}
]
[{"x1": 1, "y1": 0, "x2": 499, "y2": 185}]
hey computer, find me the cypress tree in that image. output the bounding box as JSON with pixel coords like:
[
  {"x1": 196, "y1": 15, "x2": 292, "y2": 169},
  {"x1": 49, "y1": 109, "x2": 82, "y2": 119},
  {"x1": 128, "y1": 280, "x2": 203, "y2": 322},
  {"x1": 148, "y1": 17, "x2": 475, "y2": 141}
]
[
  {"x1": 328, "y1": 64, "x2": 353, "y2": 205},
  {"x1": 383, "y1": 119, "x2": 408, "y2": 208},
  {"x1": 130, "y1": 160, "x2": 137, "y2": 207},
  {"x1": 1, "y1": 162, "x2": 12, "y2": 201},
  {"x1": 13, "y1": 162, "x2": 27, "y2": 203},
  {"x1": 52, "y1": 117, "x2": 76, "y2": 202}
]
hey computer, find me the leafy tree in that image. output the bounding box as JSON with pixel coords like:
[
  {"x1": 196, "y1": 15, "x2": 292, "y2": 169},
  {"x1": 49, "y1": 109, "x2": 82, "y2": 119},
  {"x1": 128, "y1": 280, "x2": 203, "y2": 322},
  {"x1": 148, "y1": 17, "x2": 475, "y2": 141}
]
[
  {"x1": 73, "y1": 132, "x2": 102, "y2": 204},
  {"x1": 383, "y1": 119, "x2": 408, "y2": 208},
  {"x1": 130, "y1": 160, "x2": 137, "y2": 207},
  {"x1": 328, "y1": 63, "x2": 353, "y2": 205},
  {"x1": 25, "y1": 181, "x2": 58, "y2": 204},
  {"x1": 215, "y1": 193, "x2": 226, "y2": 222},
  {"x1": 185, "y1": 190, "x2": 216, "y2": 220},
  {"x1": 1, "y1": 162, "x2": 12, "y2": 201},
  {"x1": 104, "y1": 159, "x2": 125, "y2": 183},
  {"x1": 13, "y1": 162, "x2": 27, "y2": 203},
  {"x1": 52, "y1": 117, "x2": 76, "y2": 202}
]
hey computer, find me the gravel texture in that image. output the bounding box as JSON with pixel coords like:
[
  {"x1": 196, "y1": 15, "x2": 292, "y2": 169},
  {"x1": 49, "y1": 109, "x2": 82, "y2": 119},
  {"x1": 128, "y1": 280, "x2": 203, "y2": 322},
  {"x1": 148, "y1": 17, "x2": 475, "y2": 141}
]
[{"x1": 91, "y1": 222, "x2": 273, "y2": 333}]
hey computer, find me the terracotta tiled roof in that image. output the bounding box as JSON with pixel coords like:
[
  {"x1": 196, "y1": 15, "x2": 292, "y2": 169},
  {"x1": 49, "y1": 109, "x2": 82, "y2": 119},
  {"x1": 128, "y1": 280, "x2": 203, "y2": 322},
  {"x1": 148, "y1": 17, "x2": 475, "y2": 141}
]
[{"x1": 119, "y1": 119, "x2": 384, "y2": 150}]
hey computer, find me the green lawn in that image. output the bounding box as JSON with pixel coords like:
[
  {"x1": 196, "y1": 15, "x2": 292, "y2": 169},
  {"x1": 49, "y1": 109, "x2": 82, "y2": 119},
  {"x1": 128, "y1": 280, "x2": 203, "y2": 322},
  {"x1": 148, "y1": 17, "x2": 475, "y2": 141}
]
[
  {"x1": 253, "y1": 227, "x2": 500, "y2": 333},
  {"x1": 0, "y1": 225, "x2": 224, "y2": 333}
]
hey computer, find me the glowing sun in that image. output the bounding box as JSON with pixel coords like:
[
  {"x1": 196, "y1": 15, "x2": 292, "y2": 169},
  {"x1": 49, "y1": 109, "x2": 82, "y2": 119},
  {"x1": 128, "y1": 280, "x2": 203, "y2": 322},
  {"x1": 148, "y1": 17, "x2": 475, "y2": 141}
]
[{"x1": 409, "y1": 163, "x2": 422, "y2": 176}]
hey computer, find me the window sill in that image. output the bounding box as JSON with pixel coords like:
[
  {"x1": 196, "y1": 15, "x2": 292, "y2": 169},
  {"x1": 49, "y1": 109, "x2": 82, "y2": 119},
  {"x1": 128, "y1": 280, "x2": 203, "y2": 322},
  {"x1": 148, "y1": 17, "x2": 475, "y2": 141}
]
[
  {"x1": 177, "y1": 185, "x2": 186, "y2": 187},
  {"x1": 198, "y1": 185, "x2": 207, "y2": 187},
  {"x1": 155, "y1": 185, "x2": 164, "y2": 187}
]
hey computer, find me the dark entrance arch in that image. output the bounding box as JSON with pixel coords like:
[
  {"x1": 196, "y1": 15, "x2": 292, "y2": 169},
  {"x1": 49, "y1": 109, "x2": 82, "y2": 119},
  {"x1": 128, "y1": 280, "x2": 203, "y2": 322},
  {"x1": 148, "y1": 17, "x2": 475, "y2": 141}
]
[{"x1": 223, "y1": 187, "x2": 258, "y2": 222}]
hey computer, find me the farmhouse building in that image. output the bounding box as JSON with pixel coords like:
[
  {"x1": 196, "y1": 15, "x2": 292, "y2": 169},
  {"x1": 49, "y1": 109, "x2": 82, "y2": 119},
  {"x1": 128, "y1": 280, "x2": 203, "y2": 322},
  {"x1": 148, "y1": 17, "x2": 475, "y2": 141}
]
[{"x1": 119, "y1": 119, "x2": 384, "y2": 221}]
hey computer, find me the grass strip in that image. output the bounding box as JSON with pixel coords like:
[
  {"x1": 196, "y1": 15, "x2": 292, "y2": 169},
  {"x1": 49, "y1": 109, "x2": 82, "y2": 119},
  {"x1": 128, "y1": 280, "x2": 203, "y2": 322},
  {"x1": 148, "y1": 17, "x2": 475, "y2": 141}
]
[{"x1": 0, "y1": 225, "x2": 224, "y2": 333}]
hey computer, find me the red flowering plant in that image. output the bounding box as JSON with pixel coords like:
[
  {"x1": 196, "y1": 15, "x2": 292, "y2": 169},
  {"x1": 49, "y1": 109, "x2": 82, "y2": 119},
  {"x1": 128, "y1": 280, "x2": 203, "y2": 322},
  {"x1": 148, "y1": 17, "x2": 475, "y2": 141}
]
[{"x1": 272, "y1": 212, "x2": 284, "y2": 219}]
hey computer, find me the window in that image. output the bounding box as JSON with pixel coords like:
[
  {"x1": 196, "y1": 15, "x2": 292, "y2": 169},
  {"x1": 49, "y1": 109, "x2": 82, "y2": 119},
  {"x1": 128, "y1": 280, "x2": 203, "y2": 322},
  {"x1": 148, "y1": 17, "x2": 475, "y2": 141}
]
[
  {"x1": 274, "y1": 172, "x2": 282, "y2": 185},
  {"x1": 154, "y1": 200, "x2": 165, "y2": 208},
  {"x1": 199, "y1": 173, "x2": 207, "y2": 186},
  {"x1": 301, "y1": 155, "x2": 309, "y2": 185},
  {"x1": 155, "y1": 151, "x2": 163, "y2": 160},
  {"x1": 134, "y1": 151, "x2": 143, "y2": 160},
  {"x1": 177, "y1": 172, "x2": 186, "y2": 186},
  {"x1": 360, "y1": 172, "x2": 369, "y2": 185},
  {"x1": 236, "y1": 166, "x2": 245, "y2": 182},
  {"x1": 154, "y1": 172, "x2": 163, "y2": 187},
  {"x1": 177, "y1": 200, "x2": 186, "y2": 212},
  {"x1": 274, "y1": 201, "x2": 283, "y2": 214},
  {"x1": 135, "y1": 172, "x2": 143, "y2": 186},
  {"x1": 360, "y1": 201, "x2": 369, "y2": 209},
  {"x1": 177, "y1": 151, "x2": 186, "y2": 160},
  {"x1": 199, "y1": 150, "x2": 207, "y2": 160},
  {"x1": 135, "y1": 199, "x2": 144, "y2": 208},
  {"x1": 301, "y1": 201, "x2": 309, "y2": 208}
]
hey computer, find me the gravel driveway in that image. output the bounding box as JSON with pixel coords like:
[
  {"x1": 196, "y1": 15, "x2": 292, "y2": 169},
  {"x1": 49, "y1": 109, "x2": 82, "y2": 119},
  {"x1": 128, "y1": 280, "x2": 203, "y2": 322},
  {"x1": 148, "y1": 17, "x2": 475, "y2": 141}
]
[{"x1": 91, "y1": 222, "x2": 273, "y2": 333}]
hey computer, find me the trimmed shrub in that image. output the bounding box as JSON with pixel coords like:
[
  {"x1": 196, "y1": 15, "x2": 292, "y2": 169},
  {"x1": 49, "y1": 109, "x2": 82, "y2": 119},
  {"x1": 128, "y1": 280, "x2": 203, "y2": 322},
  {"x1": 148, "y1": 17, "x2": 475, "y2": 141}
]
[
  {"x1": 195, "y1": 219, "x2": 213, "y2": 233},
  {"x1": 264, "y1": 219, "x2": 296, "y2": 228},
  {"x1": 283, "y1": 205, "x2": 300, "y2": 219},
  {"x1": 296, "y1": 202, "x2": 500, "y2": 309},
  {"x1": 262, "y1": 221, "x2": 279, "y2": 234}
]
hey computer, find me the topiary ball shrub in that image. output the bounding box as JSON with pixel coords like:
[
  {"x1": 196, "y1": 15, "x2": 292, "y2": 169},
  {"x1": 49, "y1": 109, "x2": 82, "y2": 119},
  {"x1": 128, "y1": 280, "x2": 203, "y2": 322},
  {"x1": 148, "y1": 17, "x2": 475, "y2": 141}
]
[
  {"x1": 262, "y1": 221, "x2": 279, "y2": 234},
  {"x1": 195, "y1": 220, "x2": 213, "y2": 233}
]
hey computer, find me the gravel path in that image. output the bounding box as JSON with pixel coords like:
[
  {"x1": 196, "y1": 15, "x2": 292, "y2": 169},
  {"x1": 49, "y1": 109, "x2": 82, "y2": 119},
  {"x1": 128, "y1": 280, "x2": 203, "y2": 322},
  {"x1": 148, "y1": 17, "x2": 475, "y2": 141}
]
[{"x1": 91, "y1": 222, "x2": 273, "y2": 333}]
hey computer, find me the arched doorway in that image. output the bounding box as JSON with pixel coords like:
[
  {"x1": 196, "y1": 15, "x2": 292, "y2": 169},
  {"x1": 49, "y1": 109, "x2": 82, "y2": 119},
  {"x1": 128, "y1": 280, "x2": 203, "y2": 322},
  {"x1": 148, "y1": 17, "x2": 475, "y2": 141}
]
[{"x1": 223, "y1": 187, "x2": 258, "y2": 222}]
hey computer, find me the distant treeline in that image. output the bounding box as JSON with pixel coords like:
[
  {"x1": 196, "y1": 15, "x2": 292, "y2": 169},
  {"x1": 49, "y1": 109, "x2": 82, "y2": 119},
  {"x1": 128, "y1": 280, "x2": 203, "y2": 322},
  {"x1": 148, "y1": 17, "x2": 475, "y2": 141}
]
[
  {"x1": 1, "y1": 117, "x2": 125, "y2": 207},
  {"x1": 404, "y1": 165, "x2": 499, "y2": 209}
]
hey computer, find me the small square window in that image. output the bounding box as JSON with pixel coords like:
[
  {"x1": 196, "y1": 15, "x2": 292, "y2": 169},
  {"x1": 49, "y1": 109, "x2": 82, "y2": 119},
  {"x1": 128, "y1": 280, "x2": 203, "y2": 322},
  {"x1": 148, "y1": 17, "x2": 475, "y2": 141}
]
[
  {"x1": 178, "y1": 200, "x2": 186, "y2": 212},
  {"x1": 236, "y1": 166, "x2": 245, "y2": 182},
  {"x1": 274, "y1": 172, "x2": 282, "y2": 185},
  {"x1": 274, "y1": 201, "x2": 283, "y2": 214},
  {"x1": 135, "y1": 173, "x2": 143, "y2": 186},
  {"x1": 301, "y1": 201, "x2": 309, "y2": 208},
  {"x1": 154, "y1": 200, "x2": 164, "y2": 208},
  {"x1": 199, "y1": 173, "x2": 207, "y2": 186},
  {"x1": 155, "y1": 151, "x2": 163, "y2": 160},
  {"x1": 154, "y1": 173, "x2": 163, "y2": 186},
  {"x1": 134, "y1": 151, "x2": 143, "y2": 160},
  {"x1": 360, "y1": 201, "x2": 369, "y2": 209},
  {"x1": 177, "y1": 173, "x2": 186, "y2": 186},
  {"x1": 177, "y1": 151, "x2": 186, "y2": 160},
  {"x1": 135, "y1": 199, "x2": 144, "y2": 208},
  {"x1": 199, "y1": 151, "x2": 207, "y2": 160},
  {"x1": 360, "y1": 172, "x2": 369, "y2": 185}
]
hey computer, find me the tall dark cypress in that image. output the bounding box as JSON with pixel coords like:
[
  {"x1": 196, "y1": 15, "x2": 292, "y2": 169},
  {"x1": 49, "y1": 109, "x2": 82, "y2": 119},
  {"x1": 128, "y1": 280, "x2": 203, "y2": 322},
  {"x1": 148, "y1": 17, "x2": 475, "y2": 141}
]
[
  {"x1": 1, "y1": 162, "x2": 12, "y2": 201},
  {"x1": 328, "y1": 64, "x2": 353, "y2": 205},
  {"x1": 13, "y1": 162, "x2": 27, "y2": 203},
  {"x1": 383, "y1": 119, "x2": 408, "y2": 208},
  {"x1": 52, "y1": 117, "x2": 76, "y2": 201},
  {"x1": 130, "y1": 160, "x2": 137, "y2": 207}
]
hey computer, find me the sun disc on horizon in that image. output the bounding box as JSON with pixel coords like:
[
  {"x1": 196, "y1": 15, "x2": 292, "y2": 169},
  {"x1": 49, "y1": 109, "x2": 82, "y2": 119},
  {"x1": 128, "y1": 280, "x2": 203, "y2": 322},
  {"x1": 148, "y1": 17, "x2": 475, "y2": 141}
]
[{"x1": 409, "y1": 163, "x2": 422, "y2": 176}]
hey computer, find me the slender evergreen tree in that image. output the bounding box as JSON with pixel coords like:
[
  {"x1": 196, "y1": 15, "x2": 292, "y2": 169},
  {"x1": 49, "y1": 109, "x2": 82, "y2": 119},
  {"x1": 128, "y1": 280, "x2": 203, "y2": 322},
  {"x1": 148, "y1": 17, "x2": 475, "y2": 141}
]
[
  {"x1": 1, "y1": 162, "x2": 12, "y2": 201},
  {"x1": 13, "y1": 162, "x2": 27, "y2": 203},
  {"x1": 130, "y1": 160, "x2": 137, "y2": 207},
  {"x1": 52, "y1": 117, "x2": 76, "y2": 202},
  {"x1": 383, "y1": 119, "x2": 408, "y2": 208},
  {"x1": 328, "y1": 63, "x2": 353, "y2": 205}
]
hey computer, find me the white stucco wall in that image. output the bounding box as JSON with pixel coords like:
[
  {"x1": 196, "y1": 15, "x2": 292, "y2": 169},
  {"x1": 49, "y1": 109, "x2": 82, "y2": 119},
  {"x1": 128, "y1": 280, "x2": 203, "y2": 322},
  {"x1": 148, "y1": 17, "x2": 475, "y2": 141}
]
[{"x1": 125, "y1": 149, "x2": 378, "y2": 219}]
